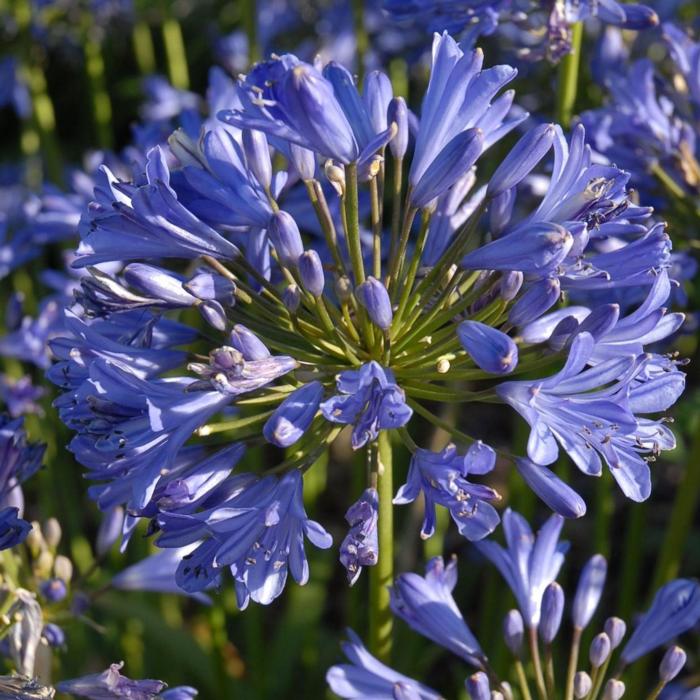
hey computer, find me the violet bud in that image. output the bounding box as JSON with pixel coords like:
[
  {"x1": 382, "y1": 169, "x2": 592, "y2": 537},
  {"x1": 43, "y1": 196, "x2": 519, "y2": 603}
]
[
  {"x1": 589, "y1": 632, "x2": 611, "y2": 668},
  {"x1": 508, "y1": 277, "x2": 561, "y2": 327},
  {"x1": 388, "y1": 97, "x2": 409, "y2": 159},
  {"x1": 457, "y1": 320, "x2": 518, "y2": 375},
  {"x1": 198, "y1": 300, "x2": 227, "y2": 331},
  {"x1": 42, "y1": 622, "x2": 65, "y2": 648},
  {"x1": 283, "y1": 284, "x2": 301, "y2": 313},
  {"x1": 363, "y1": 70, "x2": 392, "y2": 134},
  {"x1": 602, "y1": 680, "x2": 625, "y2": 700},
  {"x1": 604, "y1": 617, "x2": 627, "y2": 650},
  {"x1": 490, "y1": 188, "x2": 515, "y2": 237},
  {"x1": 184, "y1": 271, "x2": 236, "y2": 304},
  {"x1": 499, "y1": 271, "x2": 523, "y2": 301},
  {"x1": 230, "y1": 324, "x2": 270, "y2": 360},
  {"x1": 357, "y1": 277, "x2": 393, "y2": 330},
  {"x1": 574, "y1": 672, "x2": 592, "y2": 699},
  {"x1": 466, "y1": 671, "x2": 490, "y2": 700},
  {"x1": 515, "y1": 458, "x2": 586, "y2": 518},
  {"x1": 411, "y1": 128, "x2": 484, "y2": 208},
  {"x1": 573, "y1": 555, "x2": 607, "y2": 630},
  {"x1": 289, "y1": 143, "x2": 316, "y2": 181},
  {"x1": 263, "y1": 381, "x2": 323, "y2": 448},
  {"x1": 269, "y1": 210, "x2": 304, "y2": 267},
  {"x1": 298, "y1": 250, "x2": 326, "y2": 297},
  {"x1": 659, "y1": 645, "x2": 687, "y2": 682},
  {"x1": 539, "y1": 582, "x2": 564, "y2": 644},
  {"x1": 124, "y1": 263, "x2": 195, "y2": 306},
  {"x1": 339, "y1": 487, "x2": 378, "y2": 585},
  {"x1": 242, "y1": 128, "x2": 272, "y2": 189},
  {"x1": 503, "y1": 609, "x2": 524, "y2": 656},
  {"x1": 40, "y1": 578, "x2": 67, "y2": 603},
  {"x1": 487, "y1": 123, "x2": 556, "y2": 198}
]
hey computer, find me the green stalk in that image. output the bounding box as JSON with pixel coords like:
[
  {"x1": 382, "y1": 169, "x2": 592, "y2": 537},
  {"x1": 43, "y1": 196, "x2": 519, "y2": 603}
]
[
  {"x1": 132, "y1": 21, "x2": 156, "y2": 75},
  {"x1": 242, "y1": 0, "x2": 259, "y2": 63},
  {"x1": 528, "y1": 626, "x2": 549, "y2": 700},
  {"x1": 651, "y1": 418, "x2": 700, "y2": 589},
  {"x1": 344, "y1": 163, "x2": 367, "y2": 286},
  {"x1": 84, "y1": 31, "x2": 113, "y2": 149},
  {"x1": 556, "y1": 21, "x2": 583, "y2": 128},
  {"x1": 515, "y1": 659, "x2": 534, "y2": 700},
  {"x1": 369, "y1": 431, "x2": 393, "y2": 663},
  {"x1": 351, "y1": 0, "x2": 368, "y2": 83},
  {"x1": 161, "y1": 15, "x2": 190, "y2": 89},
  {"x1": 564, "y1": 627, "x2": 583, "y2": 700}
]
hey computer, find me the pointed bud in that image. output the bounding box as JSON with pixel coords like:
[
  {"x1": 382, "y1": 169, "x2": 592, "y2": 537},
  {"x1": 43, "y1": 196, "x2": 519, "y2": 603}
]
[
  {"x1": 487, "y1": 123, "x2": 556, "y2": 198},
  {"x1": 123, "y1": 264, "x2": 195, "y2": 306},
  {"x1": 539, "y1": 582, "x2": 565, "y2": 644},
  {"x1": 602, "y1": 680, "x2": 625, "y2": 700},
  {"x1": 54, "y1": 555, "x2": 73, "y2": 583},
  {"x1": 289, "y1": 143, "x2": 316, "y2": 181},
  {"x1": 462, "y1": 223, "x2": 573, "y2": 274},
  {"x1": 356, "y1": 277, "x2": 393, "y2": 330},
  {"x1": 573, "y1": 555, "x2": 607, "y2": 630},
  {"x1": 411, "y1": 128, "x2": 484, "y2": 208},
  {"x1": 388, "y1": 97, "x2": 409, "y2": 159},
  {"x1": 42, "y1": 519, "x2": 61, "y2": 549},
  {"x1": 604, "y1": 617, "x2": 627, "y2": 650},
  {"x1": 503, "y1": 609, "x2": 524, "y2": 656},
  {"x1": 508, "y1": 277, "x2": 561, "y2": 327},
  {"x1": 589, "y1": 632, "x2": 611, "y2": 668},
  {"x1": 263, "y1": 381, "x2": 324, "y2": 448},
  {"x1": 298, "y1": 250, "x2": 326, "y2": 297},
  {"x1": 269, "y1": 211, "x2": 304, "y2": 267},
  {"x1": 466, "y1": 672, "x2": 490, "y2": 700},
  {"x1": 621, "y1": 5, "x2": 658, "y2": 29},
  {"x1": 198, "y1": 300, "x2": 227, "y2": 331},
  {"x1": 242, "y1": 128, "x2": 272, "y2": 189},
  {"x1": 500, "y1": 271, "x2": 523, "y2": 301},
  {"x1": 457, "y1": 321, "x2": 518, "y2": 375},
  {"x1": 364, "y1": 70, "x2": 392, "y2": 134},
  {"x1": 283, "y1": 284, "x2": 301, "y2": 313},
  {"x1": 230, "y1": 325, "x2": 270, "y2": 360},
  {"x1": 659, "y1": 645, "x2": 686, "y2": 682},
  {"x1": 515, "y1": 458, "x2": 586, "y2": 518},
  {"x1": 574, "y1": 672, "x2": 592, "y2": 699},
  {"x1": 184, "y1": 271, "x2": 236, "y2": 303}
]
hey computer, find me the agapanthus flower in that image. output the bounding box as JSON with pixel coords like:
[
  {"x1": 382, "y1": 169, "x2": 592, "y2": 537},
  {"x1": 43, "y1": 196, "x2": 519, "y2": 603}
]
[
  {"x1": 475, "y1": 509, "x2": 567, "y2": 627},
  {"x1": 326, "y1": 630, "x2": 441, "y2": 699},
  {"x1": 340, "y1": 488, "x2": 379, "y2": 585},
  {"x1": 56, "y1": 662, "x2": 169, "y2": 699}
]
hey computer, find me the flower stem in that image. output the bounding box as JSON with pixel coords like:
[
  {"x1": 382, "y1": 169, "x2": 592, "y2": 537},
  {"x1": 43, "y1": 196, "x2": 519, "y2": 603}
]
[
  {"x1": 369, "y1": 431, "x2": 393, "y2": 663},
  {"x1": 564, "y1": 626, "x2": 582, "y2": 700},
  {"x1": 556, "y1": 21, "x2": 583, "y2": 128},
  {"x1": 161, "y1": 13, "x2": 190, "y2": 89},
  {"x1": 528, "y1": 626, "x2": 549, "y2": 700},
  {"x1": 515, "y1": 659, "x2": 534, "y2": 700},
  {"x1": 84, "y1": 30, "x2": 113, "y2": 149}
]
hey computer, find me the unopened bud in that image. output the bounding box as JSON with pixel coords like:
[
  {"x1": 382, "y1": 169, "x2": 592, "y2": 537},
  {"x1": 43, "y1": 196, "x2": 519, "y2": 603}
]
[
  {"x1": 602, "y1": 679, "x2": 625, "y2": 700},
  {"x1": 388, "y1": 97, "x2": 408, "y2": 159},
  {"x1": 335, "y1": 276, "x2": 353, "y2": 303},
  {"x1": 356, "y1": 277, "x2": 393, "y2": 330},
  {"x1": 269, "y1": 210, "x2": 303, "y2": 267},
  {"x1": 242, "y1": 128, "x2": 272, "y2": 189},
  {"x1": 503, "y1": 609, "x2": 524, "y2": 656},
  {"x1": 299, "y1": 250, "x2": 326, "y2": 297},
  {"x1": 43, "y1": 519, "x2": 62, "y2": 549},
  {"x1": 659, "y1": 645, "x2": 687, "y2": 682},
  {"x1": 35, "y1": 551, "x2": 54, "y2": 578},
  {"x1": 589, "y1": 632, "x2": 611, "y2": 668},
  {"x1": 574, "y1": 672, "x2": 592, "y2": 699},
  {"x1": 54, "y1": 555, "x2": 73, "y2": 583},
  {"x1": 604, "y1": 617, "x2": 626, "y2": 649},
  {"x1": 283, "y1": 284, "x2": 301, "y2": 313},
  {"x1": 25, "y1": 524, "x2": 44, "y2": 555},
  {"x1": 539, "y1": 582, "x2": 564, "y2": 644},
  {"x1": 465, "y1": 672, "x2": 490, "y2": 700}
]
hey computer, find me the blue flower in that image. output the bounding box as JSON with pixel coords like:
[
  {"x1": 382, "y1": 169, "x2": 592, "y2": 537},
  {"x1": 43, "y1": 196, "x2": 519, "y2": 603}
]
[
  {"x1": 621, "y1": 579, "x2": 700, "y2": 665},
  {"x1": 156, "y1": 470, "x2": 332, "y2": 607},
  {"x1": 475, "y1": 509, "x2": 568, "y2": 627},
  {"x1": 73, "y1": 147, "x2": 239, "y2": 268},
  {"x1": 0, "y1": 508, "x2": 32, "y2": 551},
  {"x1": 320, "y1": 362, "x2": 412, "y2": 449},
  {"x1": 340, "y1": 488, "x2": 378, "y2": 585},
  {"x1": 457, "y1": 320, "x2": 518, "y2": 375},
  {"x1": 393, "y1": 442, "x2": 500, "y2": 540},
  {"x1": 263, "y1": 381, "x2": 323, "y2": 448},
  {"x1": 57, "y1": 662, "x2": 167, "y2": 699},
  {"x1": 409, "y1": 33, "x2": 522, "y2": 204},
  {"x1": 0, "y1": 376, "x2": 45, "y2": 418},
  {"x1": 326, "y1": 629, "x2": 441, "y2": 699},
  {"x1": 497, "y1": 332, "x2": 682, "y2": 501},
  {"x1": 390, "y1": 555, "x2": 485, "y2": 667}
]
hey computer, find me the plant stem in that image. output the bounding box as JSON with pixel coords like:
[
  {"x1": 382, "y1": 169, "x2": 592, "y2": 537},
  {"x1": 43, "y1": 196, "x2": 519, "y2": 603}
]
[
  {"x1": 528, "y1": 626, "x2": 548, "y2": 700},
  {"x1": 161, "y1": 14, "x2": 189, "y2": 89},
  {"x1": 84, "y1": 31, "x2": 113, "y2": 149},
  {"x1": 556, "y1": 21, "x2": 583, "y2": 128},
  {"x1": 343, "y1": 163, "x2": 366, "y2": 286},
  {"x1": 132, "y1": 20, "x2": 156, "y2": 75},
  {"x1": 369, "y1": 431, "x2": 393, "y2": 663},
  {"x1": 515, "y1": 659, "x2": 534, "y2": 700},
  {"x1": 564, "y1": 627, "x2": 582, "y2": 700},
  {"x1": 351, "y1": 0, "x2": 368, "y2": 83}
]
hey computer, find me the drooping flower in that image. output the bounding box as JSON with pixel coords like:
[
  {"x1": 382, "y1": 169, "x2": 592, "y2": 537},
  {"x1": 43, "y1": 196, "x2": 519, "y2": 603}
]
[
  {"x1": 326, "y1": 629, "x2": 441, "y2": 699},
  {"x1": 390, "y1": 556, "x2": 485, "y2": 667},
  {"x1": 339, "y1": 488, "x2": 379, "y2": 585},
  {"x1": 393, "y1": 442, "x2": 500, "y2": 540},
  {"x1": 56, "y1": 662, "x2": 167, "y2": 699},
  {"x1": 320, "y1": 362, "x2": 412, "y2": 449},
  {"x1": 156, "y1": 470, "x2": 332, "y2": 608}
]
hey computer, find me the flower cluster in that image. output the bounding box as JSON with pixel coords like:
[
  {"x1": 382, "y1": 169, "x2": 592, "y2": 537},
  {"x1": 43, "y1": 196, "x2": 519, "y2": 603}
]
[
  {"x1": 40, "y1": 28, "x2": 686, "y2": 616},
  {"x1": 328, "y1": 509, "x2": 700, "y2": 698}
]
